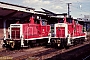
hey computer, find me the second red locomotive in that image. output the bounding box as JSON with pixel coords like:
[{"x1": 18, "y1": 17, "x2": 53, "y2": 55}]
[{"x1": 48, "y1": 16, "x2": 86, "y2": 48}]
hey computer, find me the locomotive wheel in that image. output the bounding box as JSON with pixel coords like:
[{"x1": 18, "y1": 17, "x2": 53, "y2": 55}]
[
  {"x1": 50, "y1": 39, "x2": 55, "y2": 47},
  {"x1": 60, "y1": 39, "x2": 68, "y2": 49},
  {"x1": 79, "y1": 39, "x2": 83, "y2": 44}
]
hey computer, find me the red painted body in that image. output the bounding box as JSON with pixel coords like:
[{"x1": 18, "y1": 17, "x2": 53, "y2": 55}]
[
  {"x1": 55, "y1": 18, "x2": 85, "y2": 38},
  {"x1": 68, "y1": 23, "x2": 85, "y2": 37},
  {"x1": 22, "y1": 24, "x2": 50, "y2": 39},
  {"x1": 10, "y1": 17, "x2": 50, "y2": 40}
]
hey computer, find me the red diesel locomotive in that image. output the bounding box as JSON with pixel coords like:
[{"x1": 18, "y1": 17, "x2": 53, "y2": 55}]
[
  {"x1": 4, "y1": 16, "x2": 50, "y2": 48},
  {"x1": 48, "y1": 16, "x2": 86, "y2": 48}
]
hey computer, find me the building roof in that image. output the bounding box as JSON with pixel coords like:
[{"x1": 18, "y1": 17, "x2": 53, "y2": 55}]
[
  {"x1": 0, "y1": 1, "x2": 36, "y2": 20},
  {"x1": 77, "y1": 18, "x2": 90, "y2": 23},
  {"x1": 0, "y1": 1, "x2": 35, "y2": 10}
]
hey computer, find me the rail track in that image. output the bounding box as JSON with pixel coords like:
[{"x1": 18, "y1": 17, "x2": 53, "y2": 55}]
[{"x1": 0, "y1": 41, "x2": 90, "y2": 60}]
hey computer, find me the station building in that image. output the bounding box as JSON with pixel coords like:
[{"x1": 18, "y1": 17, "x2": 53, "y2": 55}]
[{"x1": 77, "y1": 18, "x2": 90, "y2": 32}]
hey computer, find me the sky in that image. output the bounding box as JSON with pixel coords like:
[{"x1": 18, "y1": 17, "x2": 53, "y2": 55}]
[{"x1": 0, "y1": 0, "x2": 90, "y2": 18}]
